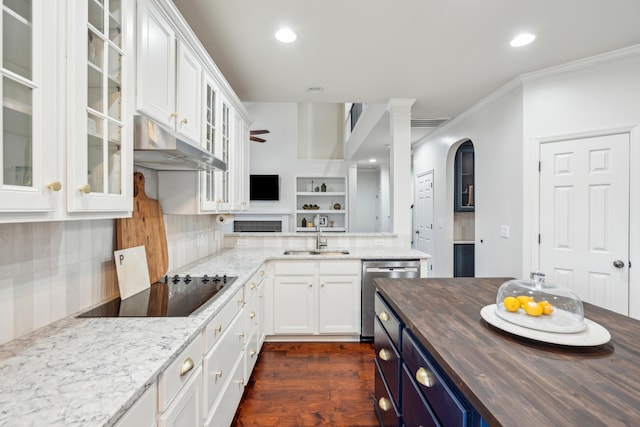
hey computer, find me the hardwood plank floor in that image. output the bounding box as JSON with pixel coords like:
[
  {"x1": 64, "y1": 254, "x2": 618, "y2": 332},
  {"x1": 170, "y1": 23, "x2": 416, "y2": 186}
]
[{"x1": 232, "y1": 342, "x2": 379, "y2": 427}]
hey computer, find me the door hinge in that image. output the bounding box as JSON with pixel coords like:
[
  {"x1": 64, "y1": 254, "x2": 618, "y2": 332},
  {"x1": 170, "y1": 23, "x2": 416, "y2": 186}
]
[
  {"x1": 538, "y1": 234, "x2": 541, "y2": 244},
  {"x1": 538, "y1": 161, "x2": 541, "y2": 172}
]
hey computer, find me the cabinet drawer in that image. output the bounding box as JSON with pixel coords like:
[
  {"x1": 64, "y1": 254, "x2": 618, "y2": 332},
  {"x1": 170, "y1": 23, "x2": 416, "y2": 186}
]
[
  {"x1": 244, "y1": 325, "x2": 260, "y2": 379},
  {"x1": 374, "y1": 317, "x2": 401, "y2": 407},
  {"x1": 374, "y1": 360, "x2": 401, "y2": 427},
  {"x1": 402, "y1": 329, "x2": 471, "y2": 427},
  {"x1": 318, "y1": 260, "x2": 359, "y2": 275},
  {"x1": 158, "y1": 365, "x2": 202, "y2": 427},
  {"x1": 245, "y1": 290, "x2": 259, "y2": 333},
  {"x1": 114, "y1": 383, "x2": 157, "y2": 427},
  {"x1": 274, "y1": 261, "x2": 315, "y2": 275},
  {"x1": 402, "y1": 363, "x2": 440, "y2": 427},
  {"x1": 158, "y1": 334, "x2": 203, "y2": 412},
  {"x1": 246, "y1": 267, "x2": 267, "y2": 297},
  {"x1": 203, "y1": 287, "x2": 242, "y2": 353},
  {"x1": 203, "y1": 311, "x2": 245, "y2": 416},
  {"x1": 204, "y1": 354, "x2": 245, "y2": 427},
  {"x1": 375, "y1": 292, "x2": 402, "y2": 349}
]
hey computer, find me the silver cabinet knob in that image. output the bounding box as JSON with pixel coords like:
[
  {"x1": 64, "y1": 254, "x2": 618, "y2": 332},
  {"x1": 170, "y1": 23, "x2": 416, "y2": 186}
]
[{"x1": 613, "y1": 260, "x2": 625, "y2": 268}]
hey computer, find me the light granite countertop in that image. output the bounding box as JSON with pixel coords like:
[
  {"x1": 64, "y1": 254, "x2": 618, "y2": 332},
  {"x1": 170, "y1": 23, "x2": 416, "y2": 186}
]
[{"x1": 0, "y1": 247, "x2": 428, "y2": 427}]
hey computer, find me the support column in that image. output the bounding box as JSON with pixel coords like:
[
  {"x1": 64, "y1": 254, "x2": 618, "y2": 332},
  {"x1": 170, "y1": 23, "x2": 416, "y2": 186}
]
[
  {"x1": 348, "y1": 162, "x2": 358, "y2": 232},
  {"x1": 387, "y1": 98, "x2": 415, "y2": 247}
]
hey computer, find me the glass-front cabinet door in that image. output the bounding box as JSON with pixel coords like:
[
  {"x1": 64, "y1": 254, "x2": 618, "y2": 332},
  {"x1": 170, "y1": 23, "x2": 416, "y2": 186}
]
[
  {"x1": 200, "y1": 72, "x2": 219, "y2": 211},
  {"x1": 0, "y1": 0, "x2": 58, "y2": 214},
  {"x1": 67, "y1": 0, "x2": 132, "y2": 212},
  {"x1": 213, "y1": 97, "x2": 232, "y2": 211}
]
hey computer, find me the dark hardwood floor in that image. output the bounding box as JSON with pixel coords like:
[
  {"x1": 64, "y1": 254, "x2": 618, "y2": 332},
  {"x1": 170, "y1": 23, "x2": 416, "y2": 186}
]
[{"x1": 232, "y1": 342, "x2": 379, "y2": 427}]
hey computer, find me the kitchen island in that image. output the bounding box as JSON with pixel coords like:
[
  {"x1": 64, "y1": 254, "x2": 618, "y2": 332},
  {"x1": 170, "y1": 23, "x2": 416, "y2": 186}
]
[
  {"x1": 376, "y1": 277, "x2": 640, "y2": 426},
  {"x1": 0, "y1": 246, "x2": 427, "y2": 427}
]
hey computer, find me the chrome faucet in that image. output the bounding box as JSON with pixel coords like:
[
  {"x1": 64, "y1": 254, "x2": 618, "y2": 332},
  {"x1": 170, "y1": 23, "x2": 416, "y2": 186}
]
[{"x1": 315, "y1": 214, "x2": 328, "y2": 250}]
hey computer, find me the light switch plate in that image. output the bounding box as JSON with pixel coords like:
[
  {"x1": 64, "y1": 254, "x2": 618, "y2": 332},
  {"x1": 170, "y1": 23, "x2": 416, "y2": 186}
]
[{"x1": 500, "y1": 225, "x2": 510, "y2": 238}]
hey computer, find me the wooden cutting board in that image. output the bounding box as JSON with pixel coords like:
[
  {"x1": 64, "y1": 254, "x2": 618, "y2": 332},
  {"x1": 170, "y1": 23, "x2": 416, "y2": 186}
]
[{"x1": 116, "y1": 172, "x2": 168, "y2": 284}]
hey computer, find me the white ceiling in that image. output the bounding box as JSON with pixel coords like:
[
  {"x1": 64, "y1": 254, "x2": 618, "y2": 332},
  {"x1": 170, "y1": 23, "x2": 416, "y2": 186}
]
[{"x1": 173, "y1": 0, "x2": 640, "y2": 163}]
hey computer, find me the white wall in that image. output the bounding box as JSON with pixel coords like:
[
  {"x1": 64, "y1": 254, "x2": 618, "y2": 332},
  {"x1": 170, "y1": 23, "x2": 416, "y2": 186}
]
[
  {"x1": 413, "y1": 88, "x2": 524, "y2": 278},
  {"x1": 521, "y1": 53, "x2": 640, "y2": 316},
  {"x1": 413, "y1": 48, "x2": 640, "y2": 283},
  {"x1": 245, "y1": 102, "x2": 348, "y2": 231}
]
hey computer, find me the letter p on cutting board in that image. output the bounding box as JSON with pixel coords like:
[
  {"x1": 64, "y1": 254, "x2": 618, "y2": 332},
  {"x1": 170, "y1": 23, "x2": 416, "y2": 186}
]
[{"x1": 114, "y1": 245, "x2": 151, "y2": 299}]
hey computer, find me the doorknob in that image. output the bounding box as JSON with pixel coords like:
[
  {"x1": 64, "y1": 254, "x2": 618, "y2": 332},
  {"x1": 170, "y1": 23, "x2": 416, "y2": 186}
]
[{"x1": 613, "y1": 260, "x2": 625, "y2": 268}]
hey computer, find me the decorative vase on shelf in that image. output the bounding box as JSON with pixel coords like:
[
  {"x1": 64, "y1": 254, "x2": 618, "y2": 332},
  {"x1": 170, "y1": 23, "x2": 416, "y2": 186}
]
[
  {"x1": 321, "y1": 183, "x2": 326, "y2": 192},
  {"x1": 302, "y1": 217, "x2": 307, "y2": 227},
  {"x1": 314, "y1": 186, "x2": 320, "y2": 192}
]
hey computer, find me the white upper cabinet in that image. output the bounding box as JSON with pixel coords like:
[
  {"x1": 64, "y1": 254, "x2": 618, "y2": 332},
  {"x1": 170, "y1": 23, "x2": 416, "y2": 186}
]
[
  {"x1": 67, "y1": 0, "x2": 134, "y2": 213},
  {"x1": 137, "y1": 0, "x2": 202, "y2": 144},
  {"x1": 0, "y1": 1, "x2": 58, "y2": 214},
  {"x1": 1, "y1": 0, "x2": 134, "y2": 222},
  {"x1": 230, "y1": 109, "x2": 249, "y2": 211}
]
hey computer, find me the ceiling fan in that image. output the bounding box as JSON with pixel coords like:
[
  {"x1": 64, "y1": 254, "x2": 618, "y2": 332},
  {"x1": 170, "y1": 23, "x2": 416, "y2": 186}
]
[{"x1": 250, "y1": 129, "x2": 270, "y2": 143}]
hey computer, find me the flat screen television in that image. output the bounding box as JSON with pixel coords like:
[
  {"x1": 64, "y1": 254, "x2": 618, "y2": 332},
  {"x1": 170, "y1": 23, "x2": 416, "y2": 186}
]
[{"x1": 250, "y1": 175, "x2": 279, "y2": 201}]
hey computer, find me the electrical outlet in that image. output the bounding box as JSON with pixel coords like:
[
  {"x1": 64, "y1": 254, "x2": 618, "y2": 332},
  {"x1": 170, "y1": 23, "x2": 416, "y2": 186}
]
[
  {"x1": 500, "y1": 225, "x2": 510, "y2": 239},
  {"x1": 236, "y1": 238, "x2": 248, "y2": 247},
  {"x1": 374, "y1": 239, "x2": 385, "y2": 246}
]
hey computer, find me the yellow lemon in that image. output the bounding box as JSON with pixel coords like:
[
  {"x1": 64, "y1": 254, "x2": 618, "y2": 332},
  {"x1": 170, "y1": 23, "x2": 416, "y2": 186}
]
[
  {"x1": 539, "y1": 301, "x2": 554, "y2": 315},
  {"x1": 503, "y1": 296, "x2": 520, "y2": 312},
  {"x1": 517, "y1": 295, "x2": 534, "y2": 308},
  {"x1": 524, "y1": 301, "x2": 543, "y2": 317}
]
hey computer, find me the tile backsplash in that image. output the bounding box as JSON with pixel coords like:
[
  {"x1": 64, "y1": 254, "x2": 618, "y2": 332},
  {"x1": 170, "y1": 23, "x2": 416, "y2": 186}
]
[{"x1": 0, "y1": 216, "x2": 224, "y2": 346}]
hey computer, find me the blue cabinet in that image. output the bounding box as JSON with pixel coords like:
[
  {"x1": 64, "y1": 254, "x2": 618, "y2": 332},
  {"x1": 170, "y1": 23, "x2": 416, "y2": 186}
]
[
  {"x1": 454, "y1": 141, "x2": 474, "y2": 212},
  {"x1": 374, "y1": 291, "x2": 486, "y2": 427}
]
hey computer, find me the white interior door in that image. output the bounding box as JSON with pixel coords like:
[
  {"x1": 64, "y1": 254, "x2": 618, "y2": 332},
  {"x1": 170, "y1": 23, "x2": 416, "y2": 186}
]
[
  {"x1": 539, "y1": 133, "x2": 629, "y2": 315},
  {"x1": 415, "y1": 171, "x2": 434, "y2": 257}
]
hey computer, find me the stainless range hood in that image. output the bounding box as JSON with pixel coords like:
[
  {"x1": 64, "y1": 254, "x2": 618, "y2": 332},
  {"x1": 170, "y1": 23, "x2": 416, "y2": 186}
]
[{"x1": 133, "y1": 115, "x2": 226, "y2": 172}]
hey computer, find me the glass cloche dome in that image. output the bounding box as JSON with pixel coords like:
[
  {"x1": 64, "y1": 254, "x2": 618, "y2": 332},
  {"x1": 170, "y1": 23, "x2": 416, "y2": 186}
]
[{"x1": 495, "y1": 272, "x2": 585, "y2": 333}]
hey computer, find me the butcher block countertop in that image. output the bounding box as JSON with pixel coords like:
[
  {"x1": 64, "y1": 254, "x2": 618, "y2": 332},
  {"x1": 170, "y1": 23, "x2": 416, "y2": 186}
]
[{"x1": 376, "y1": 277, "x2": 640, "y2": 427}]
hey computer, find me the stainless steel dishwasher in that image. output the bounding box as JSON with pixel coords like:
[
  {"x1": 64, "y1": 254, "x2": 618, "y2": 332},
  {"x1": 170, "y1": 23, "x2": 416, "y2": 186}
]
[{"x1": 361, "y1": 259, "x2": 420, "y2": 340}]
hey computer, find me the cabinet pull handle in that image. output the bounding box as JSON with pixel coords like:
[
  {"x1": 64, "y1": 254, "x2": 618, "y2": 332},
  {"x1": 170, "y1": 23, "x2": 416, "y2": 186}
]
[
  {"x1": 250, "y1": 349, "x2": 257, "y2": 357},
  {"x1": 320, "y1": 282, "x2": 325, "y2": 287},
  {"x1": 416, "y1": 367, "x2": 436, "y2": 387},
  {"x1": 47, "y1": 181, "x2": 62, "y2": 191},
  {"x1": 250, "y1": 283, "x2": 257, "y2": 289},
  {"x1": 308, "y1": 283, "x2": 313, "y2": 288},
  {"x1": 378, "y1": 349, "x2": 391, "y2": 361},
  {"x1": 214, "y1": 325, "x2": 222, "y2": 333},
  {"x1": 250, "y1": 311, "x2": 256, "y2": 319},
  {"x1": 235, "y1": 379, "x2": 245, "y2": 385},
  {"x1": 78, "y1": 184, "x2": 91, "y2": 194},
  {"x1": 181, "y1": 118, "x2": 188, "y2": 125},
  {"x1": 179, "y1": 357, "x2": 194, "y2": 376},
  {"x1": 259, "y1": 271, "x2": 265, "y2": 277},
  {"x1": 378, "y1": 311, "x2": 389, "y2": 322},
  {"x1": 170, "y1": 112, "x2": 178, "y2": 118},
  {"x1": 215, "y1": 370, "x2": 223, "y2": 378},
  {"x1": 378, "y1": 397, "x2": 392, "y2": 412},
  {"x1": 238, "y1": 332, "x2": 245, "y2": 337}
]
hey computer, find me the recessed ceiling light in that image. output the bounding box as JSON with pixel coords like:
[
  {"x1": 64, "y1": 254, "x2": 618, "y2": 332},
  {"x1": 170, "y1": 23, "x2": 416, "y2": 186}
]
[
  {"x1": 510, "y1": 33, "x2": 536, "y2": 47},
  {"x1": 369, "y1": 158, "x2": 377, "y2": 163},
  {"x1": 306, "y1": 86, "x2": 324, "y2": 94},
  {"x1": 275, "y1": 28, "x2": 297, "y2": 43}
]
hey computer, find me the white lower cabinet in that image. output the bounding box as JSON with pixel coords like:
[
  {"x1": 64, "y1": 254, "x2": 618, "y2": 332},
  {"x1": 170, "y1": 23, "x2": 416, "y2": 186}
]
[
  {"x1": 115, "y1": 383, "x2": 157, "y2": 427},
  {"x1": 158, "y1": 366, "x2": 202, "y2": 427},
  {"x1": 157, "y1": 334, "x2": 203, "y2": 427},
  {"x1": 272, "y1": 260, "x2": 361, "y2": 336}
]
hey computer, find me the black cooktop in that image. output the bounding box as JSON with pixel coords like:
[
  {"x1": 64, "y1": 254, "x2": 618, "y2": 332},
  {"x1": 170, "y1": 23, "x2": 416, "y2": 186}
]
[{"x1": 78, "y1": 274, "x2": 236, "y2": 317}]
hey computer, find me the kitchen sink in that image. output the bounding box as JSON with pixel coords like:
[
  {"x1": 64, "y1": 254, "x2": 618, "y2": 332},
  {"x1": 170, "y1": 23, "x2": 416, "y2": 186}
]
[{"x1": 283, "y1": 249, "x2": 350, "y2": 255}]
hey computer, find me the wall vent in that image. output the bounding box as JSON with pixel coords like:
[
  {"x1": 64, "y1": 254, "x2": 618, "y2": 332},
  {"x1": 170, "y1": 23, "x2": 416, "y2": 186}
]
[{"x1": 411, "y1": 118, "x2": 449, "y2": 128}]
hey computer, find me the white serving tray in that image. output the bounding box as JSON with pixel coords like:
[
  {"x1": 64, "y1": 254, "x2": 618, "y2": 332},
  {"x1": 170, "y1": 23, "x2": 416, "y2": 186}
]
[{"x1": 481, "y1": 304, "x2": 611, "y2": 346}]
